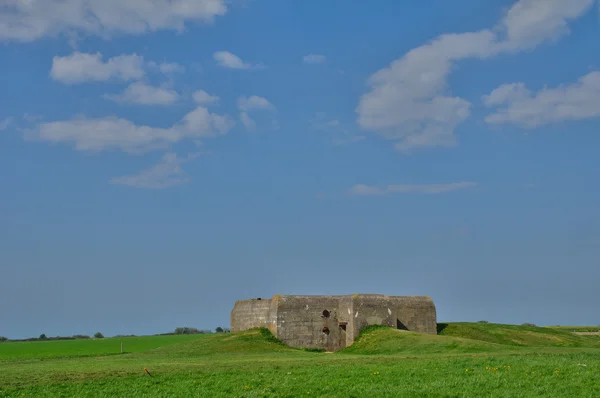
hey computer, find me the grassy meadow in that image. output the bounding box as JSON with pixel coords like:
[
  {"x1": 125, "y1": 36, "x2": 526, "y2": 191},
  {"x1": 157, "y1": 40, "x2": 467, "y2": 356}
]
[{"x1": 1, "y1": 324, "x2": 599, "y2": 397}]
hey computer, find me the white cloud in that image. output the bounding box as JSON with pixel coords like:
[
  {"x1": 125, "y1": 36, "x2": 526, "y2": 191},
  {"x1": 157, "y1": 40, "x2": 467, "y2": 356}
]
[
  {"x1": 213, "y1": 51, "x2": 262, "y2": 70},
  {"x1": 105, "y1": 81, "x2": 179, "y2": 105},
  {"x1": 237, "y1": 96, "x2": 275, "y2": 111},
  {"x1": 303, "y1": 54, "x2": 326, "y2": 64},
  {"x1": 356, "y1": 0, "x2": 596, "y2": 151},
  {"x1": 31, "y1": 117, "x2": 176, "y2": 153},
  {"x1": 497, "y1": 0, "x2": 595, "y2": 51},
  {"x1": 351, "y1": 182, "x2": 478, "y2": 196},
  {"x1": 482, "y1": 82, "x2": 531, "y2": 107},
  {"x1": 484, "y1": 71, "x2": 600, "y2": 127},
  {"x1": 239, "y1": 112, "x2": 256, "y2": 130},
  {"x1": 192, "y1": 90, "x2": 219, "y2": 105},
  {"x1": 0, "y1": 0, "x2": 227, "y2": 42},
  {"x1": 181, "y1": 106, "x2": 233, "y2": 134},
  {"x1": 111, "y1": 152, "x2": 198, "y2": 189},
  {"x1": 0, "y1": 117, "x2": 12, "y2": 131},
  {"x1": 28, "y1": 106, "x2": 234, "y2": 153},
  {"x1": 356, "y1": 31, "x2": 495, "y2": 151},
  {"x1": 50, "y1": 52, "x2": 145, "y2": 84},
  {"x1": 236, "y1": 96, "x2": 275, "y2": 131},
  {"x1": 148, "y1": 61, "x2": 185, "y2": 74}
]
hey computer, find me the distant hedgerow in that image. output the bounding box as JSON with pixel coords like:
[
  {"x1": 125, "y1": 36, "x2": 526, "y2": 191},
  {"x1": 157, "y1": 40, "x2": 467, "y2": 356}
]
[
  {"x1": 174, "y1": 327, "x2": 204, "y2": 335},
  {"x1": 0, "y1": 336, "x2": 7, "y2": 342}
]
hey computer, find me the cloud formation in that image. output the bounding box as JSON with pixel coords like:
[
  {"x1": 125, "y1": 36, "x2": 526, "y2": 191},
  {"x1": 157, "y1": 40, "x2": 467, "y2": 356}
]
[
  {"x1": 356, "y1": 0, "x2": 596, "y2": 151},
  {"x1": 303, "y1": 54, "x2": 326, "y2": 64},
  {"x1": 0, "y1": 117, "x2": 12, "y2": 131},
  {"x1": 237, "y1": 95, "x2": 275, "y2": 111},
  {"x1": 0, "y1": 0, "x2": 228, "y2": 42},
  {"x1": 148, "y1": 61, "x2": 186, "y2": 74},
  {"x1": 104, "y1": 81, "x2": 179, "y2": 105},
  {"x1": 213, "y1": 51, "x2": 262, "y2": 70},
  {"x1": 497, "y1": 0, "x2": 595, "y2": 51},
  {"x1": 192, "y1": 90, "x2": 220, "y2": 105},
  {"x1": 50, "y1": 52, "x2": 145, "y2": 84},
  {"x1": 237, "y1": 96, "x2": 275, "y2": 131},
  {"x1": 111, "y1": 152, "x2": 199, "y2": 189},
  {"x1": 483, "y1": 71, "x2": 600, "y2": 127},
  {"x1": 239, "y1": 111, "x2": 256, "y2": 130},
  {"x1": 351, "y1": 182, "x2": 478, "y2": 195},
  {"x1": 28, "y1": 106, "x2": 234, "y2": 153}
]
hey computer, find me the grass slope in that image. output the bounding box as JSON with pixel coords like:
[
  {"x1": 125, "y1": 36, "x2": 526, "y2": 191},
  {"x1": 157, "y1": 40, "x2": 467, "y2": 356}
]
[
  {"x1": 143, "y1": 328, "x2": 296, "y2": 357},
  {"x1": 340, "y1": 325, "x2": 510, "y2": 355},
  {"x1": 438, "y1": 322, "x2": 600, "y2": 347}
]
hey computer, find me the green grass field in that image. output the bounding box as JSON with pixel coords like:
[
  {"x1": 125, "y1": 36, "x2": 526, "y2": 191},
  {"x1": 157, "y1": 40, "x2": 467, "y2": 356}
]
[
  {"x1": 547, "y1": 326, "x2": 600, "y2": 333},
  {"x1": 0, "y1": 335, "x2": 204, "y2": 360},
  {"x1": 1, "y1": 324, "x2": 599, "y2": 397}
]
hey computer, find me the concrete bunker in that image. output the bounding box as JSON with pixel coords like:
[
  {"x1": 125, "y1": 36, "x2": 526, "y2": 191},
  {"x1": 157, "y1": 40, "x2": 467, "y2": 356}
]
[{"x1": 231, "y1": 294, "x2": 437, "y2": 351}]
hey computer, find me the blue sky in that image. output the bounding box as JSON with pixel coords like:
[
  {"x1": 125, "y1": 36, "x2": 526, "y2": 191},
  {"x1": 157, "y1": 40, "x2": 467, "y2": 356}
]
[{"x1": 1, "y1": 0, "x2": 599, "y2": 338}]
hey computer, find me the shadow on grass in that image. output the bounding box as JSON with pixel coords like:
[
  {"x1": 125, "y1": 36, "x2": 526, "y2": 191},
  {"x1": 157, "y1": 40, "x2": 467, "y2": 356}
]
[{"x1": 437, "y1": 323, "x2": 448, "y2": 334}]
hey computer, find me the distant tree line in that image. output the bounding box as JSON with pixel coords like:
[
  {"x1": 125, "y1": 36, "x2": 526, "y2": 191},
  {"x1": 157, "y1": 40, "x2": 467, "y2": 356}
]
[
  {"x1": 0, "y1": 326, "x2": 231, "y2": 342},
  {"x1": 155, "y1": 326, "x2": 230, "y2": 336},
  {"x1": 1, "y1": 333, "x2": 93, "y2": 343}
]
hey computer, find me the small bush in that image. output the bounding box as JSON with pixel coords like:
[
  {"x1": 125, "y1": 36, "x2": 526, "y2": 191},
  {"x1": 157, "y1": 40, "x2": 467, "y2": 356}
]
[
  {"x1": 0, "y1": 336, "x2": 7, "y2": 342},
  {"x1": 39, "y1": 334, "x2": 47, "y2": 340},
  {"x1": 478, "y1": 320, "x2": 489, "y2": 323},
  {"x1": 94, "y1": 332, "x2": 104, "y2": 339},
  {"x1": 215, "y1": 327, "x2": 224, "y2": 333},
  {"x1": 522, "y1": 323, "x2": 537, "y2": 327}
]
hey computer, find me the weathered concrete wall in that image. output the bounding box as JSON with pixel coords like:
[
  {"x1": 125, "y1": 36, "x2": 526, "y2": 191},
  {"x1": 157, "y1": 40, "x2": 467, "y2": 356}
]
[
  {"x1": 392, "y1": 296, "x2": 437, "y2": 335},
  {"x1": 337, "y1": 296, "x2": 355, "y2": 347},
  {"x1": 230, "y1": 294, "x2": 437, "y2": 351},
  {"x1": 275, "y1": 295, "x2": 342, "y2": 351},
  {"x1": 350, "y1": 295, "x2": 397, "y2": 342},
  {"x1": 230, "y1": 298, "x2": 274, "y2": 332}
]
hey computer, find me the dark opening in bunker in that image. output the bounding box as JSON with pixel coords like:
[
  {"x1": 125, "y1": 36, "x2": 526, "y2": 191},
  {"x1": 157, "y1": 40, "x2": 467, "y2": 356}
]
[
  {"x1": 322, "y1": 310, "x2": 330, "y2": 318},
  {"x1": 322, "y1": 327, "x2": 330, "y2": 335},
  {"x1": 397, "y1": 319, "x2": 408, "y2": 330},
  {"x1": 339, "y1": 323, "x2": 347, "y2": 331}
]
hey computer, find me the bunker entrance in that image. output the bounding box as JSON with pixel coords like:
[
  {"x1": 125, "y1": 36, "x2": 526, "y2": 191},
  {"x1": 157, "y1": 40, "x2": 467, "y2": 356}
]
[
  {"x1": 397, "y1": 319, "x2": 408, "y2": 330},
  {"x1": 339, "y1": 322, "x2": 347, "y2": 348}
]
